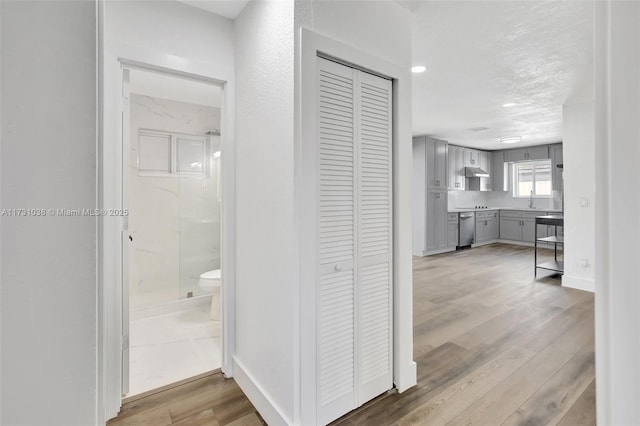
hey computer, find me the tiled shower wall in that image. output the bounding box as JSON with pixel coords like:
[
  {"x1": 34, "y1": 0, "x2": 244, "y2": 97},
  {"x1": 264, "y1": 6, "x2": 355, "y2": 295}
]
[{"x1": 129, "y1": 94, "x2": 221, "y2": 307}]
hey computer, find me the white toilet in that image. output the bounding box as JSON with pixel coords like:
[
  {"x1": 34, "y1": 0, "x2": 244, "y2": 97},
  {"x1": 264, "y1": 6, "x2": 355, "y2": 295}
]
[{"x1": 198, "y1": 269, "x2": 221, "y2": 320}]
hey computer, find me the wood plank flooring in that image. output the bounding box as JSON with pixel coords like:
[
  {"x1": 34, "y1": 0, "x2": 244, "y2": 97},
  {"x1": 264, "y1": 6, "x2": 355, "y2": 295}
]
[
  {"x1": 331, "y1": 243, "x2": 595, "y2": 426},
  {"x1": 109, "y1": 243, "x2": 595, "y2": 426}
]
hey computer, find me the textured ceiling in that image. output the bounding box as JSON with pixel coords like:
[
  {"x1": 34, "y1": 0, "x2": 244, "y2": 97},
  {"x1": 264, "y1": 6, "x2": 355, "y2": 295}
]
[{"x1": 411, "y1": 1, "x2": 594, "y2": 150}]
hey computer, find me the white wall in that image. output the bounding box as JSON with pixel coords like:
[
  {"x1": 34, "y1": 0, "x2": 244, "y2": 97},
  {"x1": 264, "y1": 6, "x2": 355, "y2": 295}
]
[
  {"x1": 101, "y1": 1, "x2": 235, "y2": 420},
  {"x1": 0, "y1": 1, "x2": 97, "y2": 425},
  {"x1": 562, "y1": 101, "x2": 595, "y2": 292},
  {"x1": 129, "y1": 95, "x2": 221, "y2": 306},
  {"x1": 233, "y1": 0, "x2": 297, "y2": 423},
  {"x1": 595, "y1": 1, "x2": 640, "y2": 424}
]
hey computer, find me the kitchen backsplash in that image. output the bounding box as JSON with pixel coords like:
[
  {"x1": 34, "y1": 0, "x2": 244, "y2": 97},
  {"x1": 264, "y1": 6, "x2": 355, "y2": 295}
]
[{"x1": 448, "y1": 189, "x2": 563, "y2": 210}]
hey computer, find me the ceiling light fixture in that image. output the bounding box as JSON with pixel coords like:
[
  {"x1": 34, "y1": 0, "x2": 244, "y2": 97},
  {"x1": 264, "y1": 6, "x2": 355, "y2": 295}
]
[
  {"x1": 411, "y1": 65, "x2": 427, "y2": 73},
  {"x1": 502, "y1": 103, "x2": 516, "y2": 107},
  {"x1": 500, "y1": 136, "x2": 522, "y2": 144}
]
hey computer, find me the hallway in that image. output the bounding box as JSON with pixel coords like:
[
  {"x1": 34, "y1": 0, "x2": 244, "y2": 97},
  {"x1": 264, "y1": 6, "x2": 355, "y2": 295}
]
[{"x1": 109, "y1": 243, "x2": 595, "y2": 425}]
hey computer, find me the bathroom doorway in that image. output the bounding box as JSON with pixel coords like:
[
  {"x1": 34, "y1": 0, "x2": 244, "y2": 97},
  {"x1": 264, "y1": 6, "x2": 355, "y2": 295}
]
[{"x1": 122, "y1": 66, "x2": 224, "y2": 397}]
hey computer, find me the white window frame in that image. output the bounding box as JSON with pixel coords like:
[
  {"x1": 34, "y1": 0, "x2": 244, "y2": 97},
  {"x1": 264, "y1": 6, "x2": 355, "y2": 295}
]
[
  {"x1": 512, "y1": 159, "x2": 553, "y2": 198},
  {"x1": 137, "y1": 129, "x2": 208, "y2": 177}
]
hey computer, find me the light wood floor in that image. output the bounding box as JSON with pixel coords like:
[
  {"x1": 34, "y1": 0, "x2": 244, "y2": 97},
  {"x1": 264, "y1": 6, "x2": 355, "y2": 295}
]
[{"x1": 109, "y1": 243, "x2": 595, "y2": 426}]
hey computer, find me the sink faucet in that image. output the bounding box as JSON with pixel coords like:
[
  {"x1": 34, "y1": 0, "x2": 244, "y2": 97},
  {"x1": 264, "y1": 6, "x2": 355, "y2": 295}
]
[{"x1": 529, "y1": 190, "x2": 535, "y2": 209}]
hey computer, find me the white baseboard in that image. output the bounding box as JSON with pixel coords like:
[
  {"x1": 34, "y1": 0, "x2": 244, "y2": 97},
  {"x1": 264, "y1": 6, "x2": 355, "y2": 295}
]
[
  {"x1": 562, "y1": 275, "x2": 595, "y2": 293},
  {"x1": 233, "y1": 356, "x2": 292, "y2": 426}
]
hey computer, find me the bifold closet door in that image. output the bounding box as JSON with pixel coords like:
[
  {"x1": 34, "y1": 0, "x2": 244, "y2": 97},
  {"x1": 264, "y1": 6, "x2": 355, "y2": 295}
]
[{"x1": 317, "y1": 57, "x2": 393, "y2": 425}]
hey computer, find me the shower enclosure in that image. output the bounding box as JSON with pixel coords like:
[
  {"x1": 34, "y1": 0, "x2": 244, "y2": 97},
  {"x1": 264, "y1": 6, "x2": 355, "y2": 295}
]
[{"x1": 127, "y1": 91, "x2": 222, "y2": 310}]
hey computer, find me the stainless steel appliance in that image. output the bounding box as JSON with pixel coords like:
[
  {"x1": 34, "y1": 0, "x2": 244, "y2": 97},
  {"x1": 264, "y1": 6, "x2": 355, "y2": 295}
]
[{"x1": 459, "y1": 212, "x2": 475, "y2": 247}]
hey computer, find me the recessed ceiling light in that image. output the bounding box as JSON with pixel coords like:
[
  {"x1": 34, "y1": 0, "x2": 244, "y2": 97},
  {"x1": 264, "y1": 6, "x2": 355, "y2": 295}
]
[
  {"x1": 502, "y1": 103, "x2": 516, "y2": 107},
  {"x1": 500, "y1": 136, "x2": 522, "y2": 144},
  {"x1": 411, "y1": 65, "x2": 427, "y2": 73}
]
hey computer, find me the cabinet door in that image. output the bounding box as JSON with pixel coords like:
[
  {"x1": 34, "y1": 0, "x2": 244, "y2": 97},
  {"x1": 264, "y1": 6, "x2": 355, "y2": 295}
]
[
  {"x1": 478, "y1": 151, "x2": 491, "y2": 191},
  {"x1": 522, "y1": 219, "x2": 537, "y2": 243},
  {"x1": 500, "y1": 217, "x2": 522, "y2": 240},
  {"x1": 506, "y1": 148, "x2": 527, "y2": 162},
  {"x1": 448, "y1": 145, "x2": 459, "y2": 190},
  {"x1": 463, "y1": 148, "x2": 478, "y2": 167},
  {"x1": 425, "y1": 137, "x2": 447, "y2": 189},
  {"x1": 485, "y1": 218, "x2": 498, "y2": 240},
  {"x1": 447, "y1": 220, "x2": 458, "y2": 247},
  {"x1": 435, "y1": 192, "x2": 448, "y2": 249},
  {"x1": 551, "y1": 144, "x2": 563, "y2": 191},
  {"x1": 527, "y1": 146, "x2": 549, "y2": 160},
  {"x1": 475, "y1": 218, "x2": 486, "y2": 243},
  {"x1": 456, "y1": 148, "x2": 466, "y2": 190},
  {"x1": 491, "y1": 151, "x2": 507, "y2": 191}
]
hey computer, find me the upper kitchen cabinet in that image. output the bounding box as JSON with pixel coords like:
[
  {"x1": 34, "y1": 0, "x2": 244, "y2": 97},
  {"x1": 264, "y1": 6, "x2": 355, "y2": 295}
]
[
  {"x1": 420, "y1": 136, "x2": 448, "y2": 190},
  {"x1": 491, "y1": 151, "x2": 507, "y2": 191},
  {"x1": 463, "y1": 148, "x2": 479, "y2": 167},
  {"x1": 505, "y1": 145, "x2": 549, "y2": 162},
  {"x1": 448, "y1": 145, "x2": 465, "y2": 190},
  {"x1": 551, "y1": 143, "x2": 563, "y2": 191},
  {"x1": 478, "y1": 151, "x2": 491, "y2": 191}
]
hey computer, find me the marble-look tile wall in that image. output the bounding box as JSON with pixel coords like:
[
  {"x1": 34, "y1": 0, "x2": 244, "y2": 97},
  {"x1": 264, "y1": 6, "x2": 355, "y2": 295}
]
[{"x1": 129, "y1": 94, "x2": 221, "y2": 308}]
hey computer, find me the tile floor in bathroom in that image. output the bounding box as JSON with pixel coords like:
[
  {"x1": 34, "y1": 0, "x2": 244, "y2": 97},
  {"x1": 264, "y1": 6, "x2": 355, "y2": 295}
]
[{"x1": 128, "y1": 302, "x2": 222, "y2": 397}]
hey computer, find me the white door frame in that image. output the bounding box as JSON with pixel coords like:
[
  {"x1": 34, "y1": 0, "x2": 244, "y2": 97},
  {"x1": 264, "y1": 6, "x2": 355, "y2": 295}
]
[
  {"x1": 297, "y1": 28, "x2": 416, "y2": 425},
  {"x1": 98, "y1": 51, "x2": 236, "y2": 423}
]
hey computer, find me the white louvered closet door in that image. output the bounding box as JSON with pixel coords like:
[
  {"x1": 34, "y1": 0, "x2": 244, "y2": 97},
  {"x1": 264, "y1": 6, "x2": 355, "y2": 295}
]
[{"x1": 317, "y1": 57, "x2": 393, "y2": 425}]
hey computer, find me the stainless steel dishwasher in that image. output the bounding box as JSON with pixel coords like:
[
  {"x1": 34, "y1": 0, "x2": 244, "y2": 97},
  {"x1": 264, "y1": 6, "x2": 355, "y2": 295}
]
[{"x1": 458, "y1": 212, "x2": 475, "y2": 247}]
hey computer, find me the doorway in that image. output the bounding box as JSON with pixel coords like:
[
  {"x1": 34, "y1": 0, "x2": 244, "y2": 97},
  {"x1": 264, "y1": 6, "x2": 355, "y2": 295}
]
[{"x1": 121, "y1": 66, "x2": 225, "y2": 397}]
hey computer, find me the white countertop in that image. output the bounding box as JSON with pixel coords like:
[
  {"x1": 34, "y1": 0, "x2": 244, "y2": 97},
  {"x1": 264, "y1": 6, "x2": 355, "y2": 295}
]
[{"x1": 449, "y1": 207, "x2": 563, "y2": 213}]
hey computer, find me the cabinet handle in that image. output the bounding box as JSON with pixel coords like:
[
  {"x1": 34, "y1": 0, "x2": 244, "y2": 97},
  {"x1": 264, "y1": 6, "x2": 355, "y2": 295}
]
[
  {"x1": 436, "y1": 180, "x2": 440, "y2": 186},
  {"x1": 435, "y1": 193, "x2": 440, "y2": 199}
]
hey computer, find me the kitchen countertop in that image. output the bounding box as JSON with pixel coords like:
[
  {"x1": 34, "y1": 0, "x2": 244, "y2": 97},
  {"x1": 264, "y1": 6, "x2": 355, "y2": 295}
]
[{"x1": 449, "y1": 207, "x2": 563, "y2": 213}]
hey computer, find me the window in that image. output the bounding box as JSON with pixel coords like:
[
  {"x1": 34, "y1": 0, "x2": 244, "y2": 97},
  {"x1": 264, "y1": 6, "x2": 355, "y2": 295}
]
[
  {"x1": 513, "y1": 160, "x2": 552, "y2": 197},
  {"x1": 138, "y1": 130, "x2": 207, "y2": 176}
]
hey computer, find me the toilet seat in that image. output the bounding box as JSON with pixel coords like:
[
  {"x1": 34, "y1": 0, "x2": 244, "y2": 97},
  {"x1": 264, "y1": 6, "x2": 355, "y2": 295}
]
[{"x1": 200, "y1": 269, "x2": 221, "y2": 282}]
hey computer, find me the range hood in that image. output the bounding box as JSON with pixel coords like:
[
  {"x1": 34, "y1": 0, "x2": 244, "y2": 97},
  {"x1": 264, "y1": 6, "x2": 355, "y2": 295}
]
[{"x1": 465, "y1": 167, "x2": 490, "y2": 178}]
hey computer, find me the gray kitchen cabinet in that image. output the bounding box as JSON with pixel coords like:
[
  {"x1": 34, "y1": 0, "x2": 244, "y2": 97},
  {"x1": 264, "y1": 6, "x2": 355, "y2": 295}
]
[
  {"x1": 478, "y1": 151, "x2": 492, "y2": 191},
  {"x1": 551, "y1": 143, "x2": 563, "y2": 191},
  {"x1": 505, "y1": 146, "x2": 549, "y2": 162},
  {"x1": 425, "y1": 190, "x2": 448, "y2": 252},
  {"x1": 425, "y1": 136, "x2": 448, "y2": 190},
  {"x1": 447, "y1": 213, "x2": 459, "y2": 248},
  {"x1": 463, "y1": 148, "x2": 479, "y2": 167},
  {"x1": 500, "y1": 210, "x2": 549, "y2": 242},
  {"x1": 476, "y1": 211, "x2": 499, "y2": 242},
  {"x1": 500, "y1": 217, "x2": 523, "y2": 241},
  {"x1": 448, "y1": 145, "x2": 465, "y2": 190},
  {"x1": 491, "y1": 151, "x2": 507, "y2": 191}
]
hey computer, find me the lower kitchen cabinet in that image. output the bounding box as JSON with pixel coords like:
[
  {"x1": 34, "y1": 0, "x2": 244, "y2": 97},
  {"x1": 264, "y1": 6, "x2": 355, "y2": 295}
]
[
  {"x1": 447, "y1": 213, "x2": 459, "y2": 247},
  {"x1": 425, "y1": 190, "x2": 448, "y2": 253},
  {"x1": 500, "y1": 210, "x2": 550, "y2": 243},
  {"x1": 475, "y1": 211, "x2": 499, "y2": 243}
]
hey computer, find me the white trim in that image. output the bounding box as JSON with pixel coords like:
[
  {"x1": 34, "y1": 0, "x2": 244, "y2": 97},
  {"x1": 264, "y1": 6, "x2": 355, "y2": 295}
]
[
  {"x1": 561, "y1": 275, "x2": 595, "y2": 293},
  {"x1": 232, "y1": 357, "x2": 293, "y2": 426},
  {"x1": 98, "y1": 39, "x2": 236, "y2": 422},
  {"x1": 298, "y1": 27, "x2": 416, "y2": 426}
]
